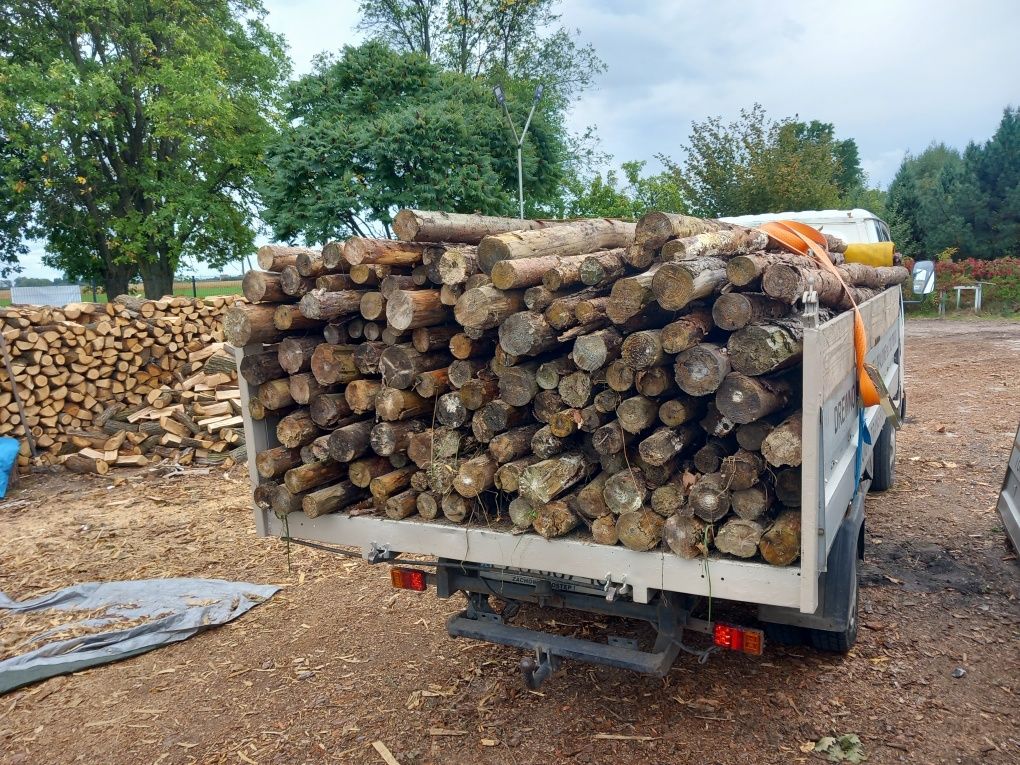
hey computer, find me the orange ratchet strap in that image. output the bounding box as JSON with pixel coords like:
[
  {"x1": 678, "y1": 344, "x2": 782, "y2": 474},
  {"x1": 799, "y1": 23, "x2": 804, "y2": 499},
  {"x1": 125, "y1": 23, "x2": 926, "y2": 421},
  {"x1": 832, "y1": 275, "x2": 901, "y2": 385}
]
[{"x1": 758, "y1": 221, "x2": 881, "y2": 407}]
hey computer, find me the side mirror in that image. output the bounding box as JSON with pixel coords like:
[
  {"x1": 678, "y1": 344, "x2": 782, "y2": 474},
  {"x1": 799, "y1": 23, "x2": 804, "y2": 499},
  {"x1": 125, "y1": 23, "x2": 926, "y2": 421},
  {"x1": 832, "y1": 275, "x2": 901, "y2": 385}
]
[{"x1": 911, "y1": 261, "x2": 936, "y2": 296}]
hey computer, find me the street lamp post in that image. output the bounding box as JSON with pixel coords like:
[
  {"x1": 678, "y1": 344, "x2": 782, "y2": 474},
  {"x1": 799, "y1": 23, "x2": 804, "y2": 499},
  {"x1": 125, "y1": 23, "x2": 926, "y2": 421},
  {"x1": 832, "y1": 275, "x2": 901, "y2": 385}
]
[{"x1": 494, "y1": 83, "x2": 544, "y2": 219}]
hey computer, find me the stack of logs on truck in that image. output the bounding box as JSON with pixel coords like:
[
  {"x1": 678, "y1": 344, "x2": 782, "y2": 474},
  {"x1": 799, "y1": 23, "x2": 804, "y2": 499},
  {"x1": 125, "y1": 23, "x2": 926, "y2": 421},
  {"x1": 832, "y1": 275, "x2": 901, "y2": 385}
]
[{"x1": 230, "y1": 210, "x2": 908, "y2": 565}]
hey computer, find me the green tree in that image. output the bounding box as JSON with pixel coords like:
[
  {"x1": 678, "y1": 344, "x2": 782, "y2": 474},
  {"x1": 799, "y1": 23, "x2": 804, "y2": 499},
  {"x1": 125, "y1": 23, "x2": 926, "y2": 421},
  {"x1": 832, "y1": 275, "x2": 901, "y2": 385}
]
[
  {"x1": 964, "y1": 106, "x2": 1020, "y2": 258},
  {"x1": 561, "y1": 161, "x2": 686, "y2": 219},
  {"x1": 886, "y1": 143, "x2": 976, "y2": 260},
  {"x1": 0, "y1": 1, "x2": 289, "y2": 298},
  {"x1": 658, "y1": 104, "x2": 862, "y2": 218},
  {"x1": 357, "y1": 0, "x2": 603, "y2": 108},
  {"x1": 260, "y1": 42, "x2": 568, "y2": 243}
]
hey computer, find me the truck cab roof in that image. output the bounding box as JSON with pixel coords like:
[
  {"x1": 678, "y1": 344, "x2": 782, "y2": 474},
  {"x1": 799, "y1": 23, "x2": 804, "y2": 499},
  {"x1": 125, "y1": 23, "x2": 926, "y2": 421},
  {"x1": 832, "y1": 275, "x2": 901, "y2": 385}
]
[{"x1": 718, "y1": 208, "x2": 891, "y2": 245}]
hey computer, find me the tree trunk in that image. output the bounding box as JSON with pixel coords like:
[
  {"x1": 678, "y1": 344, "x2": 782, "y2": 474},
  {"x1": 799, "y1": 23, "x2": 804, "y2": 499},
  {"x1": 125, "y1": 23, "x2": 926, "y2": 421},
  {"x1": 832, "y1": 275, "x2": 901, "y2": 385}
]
[
  {"x1": 499, "y1": 312, "x2": 561, "y2": 357},
  {"x1": 688, "y1": 472, "x2": 731, "y2": 522},
  {"x1": 715, "y1": 373, "x2": 795, "y2": 424},
  {"x1": 663, "y1": 515, "x2": 712, "y2": 559},
  {"x1": 453, "y1": 453, "x2": 498, "y2": 497},
  {"x1": 386, "y1": 290, "x2": 448, "y2": 331},
  {"x1": 533, "y1": 498, "x2": 580, "y2": 539},
  {"x1": 369, "y1": 466, "x2": 417, "y2": 500},
  {"x1": 650, "y1": 257, "x2": 727, "y2": 310},
  {"x1": 635, "y1": 211, "x2": 736, "y2": 249},
  {"x1": 638, "y1": 424, "x2": 700, "y2": 466},
  {"x1": 759, "y1": 510, "x2": 801, "y2": 565},
  {"x1": 517, "y1": 451, "x2": 593, "y2": 505},
  {"x1": 572, "y1": 328, "x2": 622, "y2": 372},
  {"x1": 393, "y1": 209, "x2": 544, "y2": 243},
  {"x1": 616, "y1": 510, "x2": 664, "y2": 551},
  {"x1": 660, "y1": 308, "x2": 714, "y2": 354},
  {"x1": 727, "y1": 319, "x2": 804, "y2": 376},
  {"x1": 761, "y1": 410, "x2": 803, "y2": 467},
  {"x1": 138, "y1": 256, "x2": 174, "y2": 299},
  {"x1": 660, "y1": 228, "x2": 768, "y2": 261},
  {"x1": 477, "y1": 219, "x2": 636, "y2": 274},
  {"x1": 714, "y1": 518, "x2": 764, "y2": 558},
  {"x1": 284, "y1": 460, "x2": 345, "y2": 494},
  {"x1": 712, "y1": 292, "x2": 790, "y2": 331},
  {"x1": 494, "y1": 454, "x2": 543, "y2": 493}
]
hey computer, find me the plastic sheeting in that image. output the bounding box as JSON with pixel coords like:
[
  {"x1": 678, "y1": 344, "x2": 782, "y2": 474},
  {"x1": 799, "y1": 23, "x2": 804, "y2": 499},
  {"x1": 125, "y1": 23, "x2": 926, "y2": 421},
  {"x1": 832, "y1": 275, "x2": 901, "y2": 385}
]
[{"x1": 0, "y1": 578, "x2": 279, "y2": 694}]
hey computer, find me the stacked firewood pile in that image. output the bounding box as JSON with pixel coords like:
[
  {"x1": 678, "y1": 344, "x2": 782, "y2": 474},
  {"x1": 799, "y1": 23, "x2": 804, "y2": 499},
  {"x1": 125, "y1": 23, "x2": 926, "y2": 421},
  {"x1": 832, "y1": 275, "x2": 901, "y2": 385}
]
[
  {"x1": 0, "y1": 295, "x2": 245, "y2": 474},
  {"x1": 234, "y1": 210, "x2": 908, "y2": 565}
]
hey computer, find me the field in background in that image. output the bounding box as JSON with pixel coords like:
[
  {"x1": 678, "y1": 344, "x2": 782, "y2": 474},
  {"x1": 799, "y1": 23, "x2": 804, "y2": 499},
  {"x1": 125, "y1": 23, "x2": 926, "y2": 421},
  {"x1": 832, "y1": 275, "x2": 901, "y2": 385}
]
[{"x1": 0, "y1": 279, "x2": 243, "y2": 306}]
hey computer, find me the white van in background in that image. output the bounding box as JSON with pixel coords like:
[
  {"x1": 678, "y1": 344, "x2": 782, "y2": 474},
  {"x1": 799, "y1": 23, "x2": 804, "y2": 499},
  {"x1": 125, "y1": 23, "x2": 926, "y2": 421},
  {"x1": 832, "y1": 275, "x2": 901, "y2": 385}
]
[{"x1": 719, "y1": 208, "x2": 891, "y2": 245}]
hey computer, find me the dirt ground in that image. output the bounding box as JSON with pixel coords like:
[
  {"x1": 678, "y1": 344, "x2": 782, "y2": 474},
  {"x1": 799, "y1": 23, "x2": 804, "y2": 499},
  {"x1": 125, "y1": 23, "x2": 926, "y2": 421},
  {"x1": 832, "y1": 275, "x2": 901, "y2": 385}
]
[{"x1": 1, "y1": 319, "x2": 1018, "y2": 765}]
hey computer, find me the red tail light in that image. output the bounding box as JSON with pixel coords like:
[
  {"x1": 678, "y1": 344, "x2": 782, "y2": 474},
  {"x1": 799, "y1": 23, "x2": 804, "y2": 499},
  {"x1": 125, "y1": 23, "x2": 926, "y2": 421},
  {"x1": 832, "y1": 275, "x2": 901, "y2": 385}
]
[
  {"x1": 390, "y1": 567, "x2": 427, "y2": 591},
  {"x1": 713, "y1": 623, "x2": 764, "y2": 655}
]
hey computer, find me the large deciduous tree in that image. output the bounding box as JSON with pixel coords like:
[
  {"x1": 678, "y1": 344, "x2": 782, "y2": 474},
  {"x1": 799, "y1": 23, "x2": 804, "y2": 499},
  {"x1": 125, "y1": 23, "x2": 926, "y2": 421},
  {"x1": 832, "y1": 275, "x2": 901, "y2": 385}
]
[
  {"x1": 658, "y1": 104, "x2": 865, "y2": 218},
  {"x1": 0, "y1": 1, "x2": 289, "y2": 297},
  {"x1": 260, "y1": 42, "x2": 569, "y2": 243}
]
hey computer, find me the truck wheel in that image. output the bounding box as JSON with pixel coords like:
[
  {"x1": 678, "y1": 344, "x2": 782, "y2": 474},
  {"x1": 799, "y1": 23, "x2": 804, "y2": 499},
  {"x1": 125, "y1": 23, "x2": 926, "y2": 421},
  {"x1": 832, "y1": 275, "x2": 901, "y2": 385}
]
[
  {"x1": 808, "y1": 560, "x2": 859, "y2": 654},
  {"x1": 870, "y1": 419, "x2": 896, "y2": 492},
  {"x1": 764, "y1": 622, "x2": 806, "y2": 647}
]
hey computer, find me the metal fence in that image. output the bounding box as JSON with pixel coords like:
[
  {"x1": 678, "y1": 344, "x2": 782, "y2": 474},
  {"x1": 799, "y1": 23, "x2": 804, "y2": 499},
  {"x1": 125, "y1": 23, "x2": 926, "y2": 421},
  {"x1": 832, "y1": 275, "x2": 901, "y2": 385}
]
[
  {"x1": 9, "y1": 285, "x2": 82, "y2": 306},
  {"x1": 1, "y1": 279, "x2": 244, "y2": 306}
]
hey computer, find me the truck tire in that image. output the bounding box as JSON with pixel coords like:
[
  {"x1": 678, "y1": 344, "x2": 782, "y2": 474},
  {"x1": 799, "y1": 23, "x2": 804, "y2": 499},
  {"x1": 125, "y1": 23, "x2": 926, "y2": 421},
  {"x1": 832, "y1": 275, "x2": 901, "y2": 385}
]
[
  {"x1": 870, "y1": 419, "x2": 896, "y2": 492},
  {"x1": 807, "y1": 558, "x2": 859, "y2": 654},
  {"x1": 764, "y1": 622, "x2": 806, "y2": 647}
]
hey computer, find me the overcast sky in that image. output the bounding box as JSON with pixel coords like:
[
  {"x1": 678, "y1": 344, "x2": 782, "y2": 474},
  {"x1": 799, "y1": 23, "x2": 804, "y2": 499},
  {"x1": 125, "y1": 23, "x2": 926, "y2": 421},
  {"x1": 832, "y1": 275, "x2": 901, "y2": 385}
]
[{"x1": 19, "y1": 0, "x2": 1019, "y2": 277}]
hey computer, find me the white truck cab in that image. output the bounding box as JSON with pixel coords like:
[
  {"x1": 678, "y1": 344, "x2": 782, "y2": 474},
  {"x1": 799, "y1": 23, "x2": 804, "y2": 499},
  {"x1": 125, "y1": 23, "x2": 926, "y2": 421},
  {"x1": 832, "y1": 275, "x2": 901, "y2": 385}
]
[{"x1": 720, "y1": 208, "x2": 891, "y2": 245}]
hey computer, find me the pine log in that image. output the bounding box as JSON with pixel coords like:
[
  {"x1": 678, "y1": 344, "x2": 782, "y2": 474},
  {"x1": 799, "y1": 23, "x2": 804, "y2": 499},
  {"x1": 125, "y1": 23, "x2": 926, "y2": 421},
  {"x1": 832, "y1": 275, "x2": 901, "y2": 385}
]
[
  {"x1": 270, "y1": 484, "x2": 305, "y2": 515},
  {"x1": 407, "y1": 427, "x2": 465, "y2": 468},
  {"x1": 449, "y1": 332, "x2": 495, "y2": 360},
  {"x1": 384, "y1": 489, "x2": 419, "y2": 519},
  {"x1": 256, "y1": 445, "x2": 303, "y2": 479},
  {"x1": 350, "y1": 341, "x2": 386, "y2": 375},
  {"x1": 693, "y1": 436, "x2": 738, "y2": 474},
  {"x1": 731, "y1": 484, "x2": 774, "y2": 521},
  {"x1": 727, "y1": 319, "x2": 804, "y2": 376},
  {"x1": 606, "y1": 265, "x2": 662, "y2": 324},
  {"x1": 280, "y1": 266, "x2": 317, "y2": 298},
  {"x1": 634, "y1": 366, "x2": 675, "y2": 398},
  {"x1": 257, "y1": 244, "x2": 318, "y2": 272},
  {"x1": 436, "y1": 246, "x2": 481, "y2": 285},
  {"x1": 605, "y1": 359, "x2": 634, "y2": 392},
  {"x1": 379, "y1": 345, "x2": 449, "y2": 389},
  {"x1": 310, "y1": 344, "x2": 360, "y2": 386},
  {"x1": 660, "y1": 228, "x2": 768, "y2": 261},
  {"x1": 454, "y1": 285, "x2": 524, "y2": 330},
  {"x1": 303, "y1": 481, "x2": 365, "y2": 519},
  {"x1": 498, "y1": 363, "x2": 541, "y2": 407},
  {"x1": 688, "y1": 472, "x2": 732, "y2": 522},
  {"x1": 638, "y1": 424, "x2": 700, "y2": 466},
  {"x1": 620, "y1": 330, "x2": 664, "y2": 370},
  {"x1": 224, "y1": 303, "x2": 283, "y2": 345},
  {"x1": 327, "y1": 419, "x2": 375, "y2": 462},
  {"x1": 498, "y1": 312, "x2": 561, "y2": 357},
  {"x1": 592, "y1": 514, "x2": 620, "y2": 545},
  {"x1": 277, "y1": 335, "x2": 321, "y2": 375},
  {"x1": 720, "y1": 448, "x2": 766, "y2": 490},
  {"x1": 492, "y1": 253, "x2": 589, "y2": 290},
  {"x1": 535, "y1": 355, "x2": 575, "y2": 390},
  {"x1": 573, "y1": 296, "x2": 609, "y2": 325},
  {"x1": 494, "y1": 454, "x2": 543, "y2": 493},
  {"x1": 323, "y1": 320, "x2": 351, "y2": 345},
  {"x1": 253, "y1": 483, "x2": 276, "y2": 510},
  {"x1": 617, "y1": 395, "x2": 659, "y2": 434},
  {"x1": 543, "y1": 252, "x2": 616, "y2": 291},
  {"x1": 416, "y1": 491, "x2": 441, "y2": 520},
  {"x1": 726, "y1": 252, "x2": 804, "y2": 287},
  {"x1": 321, "y1": 240, "x2": 346, "y2": 271},
  {"x1": 716, "y1": 373, "x2": 795, "y2": 424},
  {"x1": 650, "y1": 257, "x2": 727, "y2": 310},
  {"x1": 658, "y1": 395, "x2": 706, "y2": 428},
  {"x1": 759, "y1": 510, "x2": 801, "y2": 565},
  {"x1": 579, "y1": 249, "x2": 628, "y2": 286},
  {"x1": 297, "y1": 250, "x2": 334, "y2": 278},
  {"x1": 544, "y1": 286, "x2": 609, "y2": 331},
  {"x1": 359, "y1": 291, "x2": 386, "y2": 321},
  {"x1": 674, "y1": 343, "x2": 730, "y2": 396},
  {"x1": 530, "y1": 424, "x2": 566, "y2": 458},
  {"x1": 453, "y1": 453, "x2": 498, "y2": 497},
  {"x1": 276, "y1": 409, "x2": 319, "y2": 449},
  {"x1": 348, "y1": 455, "x2": 395, "y2": 488},
  {"x1": 548, "y1": 408, "x2": 580, "y2": 438},
  {"x1": 508, "y1": 496, "x2": 537, "y2": 529},
  {"x1": 344, "y1": 379, "x2": 382, "y2": 414},
  {"x1": 274, "y1": 304, "x2": 323, "y2": 332},
  {"x1": 386, "y1": 289, "x2": 448, "y2": 331},
  {"x1": 635, "y1": 212, "x2": 735, "y2": 249},
  {"x1": 592, "y1": 420, "x2": 628, "y2": 455},
  {"x1": 477, "y1": 219, "x2": 636, "y2": 274},
  {"x1": 663, "y1": 515, "x2": 712, "y2": 559},
  {"x1": 436, "y1": 391, "x2": 467, "y2": 427},
  {"x1": 774, "y1": 468, "x2": 801, "y2": 507},
  {"x1": 593, "y1": 389, "x2": 621, "y2": 414},
  {"x1": 735, "y1": 416, "x2": 780, "y2": 451},
  {"x1": 532, "y1": 389, "x2": 565, "y2": 424},
  {"x1": 370, "y1": 466, "x2": 417, "y2": 500},
  {"x1": 370, "y1": 420, "x2": 427, "y2": 456},
  {"x1": 62, "y1": 453, "x2": 110, "y2": 474},
  {"x1": 243, "y1": 271, "x2": 291, "y2": 304},
  {"x1": 712, "y1": 292, "x2": 789, "y2": 331},
  {"x1": 349, "y1": 264, "x2": 389, "y2": 286},
  {"x1": 289, "y1": 372, "x2": 330, "y2": 405},
  {"x1": 284, "y1": 460, "x2": 345, "y2": 494},
  {"x1": 472, "y1": 400, "x2": 528, "y2": 444},
  {"x1": 441, "y1": 492, "x2": 472, "y2": 523},
  {"x1": 379, "y1": 275, "x2": 418, "y2": 299},
  {"x1": 393, "y1": 209, "x2": 543, "y2": 244},
  {"x1": 761, "y1": 410, "x2": 803, "y2": 467},
  {"x1": 307, "y1": 392, "x2": 353, "y2": 429},
  {"x1": 571, "y1": 328, "x2": 622, "y2": 372},
  {"x1": 411, "y1": 325, "x2": 459, "y2": 354},
  {"x1": 459, "y1": 375, "x2": 500, "y2": 410},
  {"x1": 603, "y1": 467, "x2": 648, "y2": 515},
  {"x1": 616, "y1": 510, "x2": 664, "y2": 551},
  {"x1": 517, "y1": 451, "x2": 593, "y2": 505},
  {"x1": 376, "y1": 387, "x2": 433, "y2": 421},
  {"x1": 240, "y1": 350, "x2": 286, "y2": 386},
  {"x1": 660, "y1": 308, "x2": 714, "y2": 355},
  {"x1": 523, "y1": 285, "x2": 557, "y2": 311},
  {"x1": 343, "y1": 237, "x2": 430, "y2": 267},
  {"x1": 650, "y1": 474, "x2": 689, "y2": 517},
  {"x1": 488, "y1": 423, "x2": 543, "y2": 464},
  {"x1": 714, "y1": 518, "x2": 764, "y2": 558},
  {"x1": 533, "y1": 498, "x2": 580, "y2": 539},
  {"x1": 700, "y1": 402, "x2": 738, "y2": 437},
  {"x1": 299, "y1": 289, "x2": 365, "y2": 321}
]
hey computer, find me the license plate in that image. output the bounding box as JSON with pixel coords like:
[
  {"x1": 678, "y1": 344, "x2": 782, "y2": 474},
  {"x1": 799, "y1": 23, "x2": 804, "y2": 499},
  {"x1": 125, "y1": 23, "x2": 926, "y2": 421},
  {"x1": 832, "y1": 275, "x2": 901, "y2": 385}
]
[{"x1": 480, "y1": 565, "x2": 606, "y2": 597}]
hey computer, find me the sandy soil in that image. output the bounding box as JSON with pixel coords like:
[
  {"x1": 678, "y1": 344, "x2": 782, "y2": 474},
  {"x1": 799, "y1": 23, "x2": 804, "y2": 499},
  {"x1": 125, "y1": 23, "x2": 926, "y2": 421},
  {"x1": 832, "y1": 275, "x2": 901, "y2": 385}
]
[{"x1": 1, "y1": 319, "x2": 1018, "y2": 765}]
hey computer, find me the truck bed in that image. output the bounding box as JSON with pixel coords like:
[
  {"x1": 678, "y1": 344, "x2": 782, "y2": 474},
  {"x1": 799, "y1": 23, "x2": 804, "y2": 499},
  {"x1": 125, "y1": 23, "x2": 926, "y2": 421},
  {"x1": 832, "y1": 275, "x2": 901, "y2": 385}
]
[{"x1": 241, "y1": 287, "x2": 902, "y2": 613}]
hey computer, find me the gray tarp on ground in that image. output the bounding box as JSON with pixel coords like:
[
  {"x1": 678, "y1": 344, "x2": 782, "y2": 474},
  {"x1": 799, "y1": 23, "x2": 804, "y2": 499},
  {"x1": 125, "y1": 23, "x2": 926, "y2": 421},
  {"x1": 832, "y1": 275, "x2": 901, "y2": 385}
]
[{"x1": 0, "y1": 578, "x2": 279, "y2": 694}]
